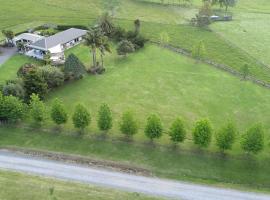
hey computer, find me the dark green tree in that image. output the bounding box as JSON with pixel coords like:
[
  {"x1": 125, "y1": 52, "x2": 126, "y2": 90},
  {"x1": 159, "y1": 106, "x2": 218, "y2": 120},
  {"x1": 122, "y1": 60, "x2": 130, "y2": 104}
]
[
  {"x1": 117, "y1": 40, "x2": 135, "y2": 56},
  {"x1": 29, "y1": 94, "x2": 47, "y2": 124},
  {"x1": 241, "y1": 124, "x2": 264, "y2": 154},
  {"x1": 64, "y1": 54, "x2": 86, "y2": 80},
  {"x1": 97, "y1": 103, "x2": 113, "y2": 132},
  {"x1": 192, "y1": 119, "x2": 212, "y2": 148},
  {"x1": 169, "y1": 118, "x2": 186, "y2": 144},
  {"x1": 72, "y1": 104, "x2": 91, "y2": 132},
  {"x1": 145, "y1": 114, "x2": 163, "y2": 141},
  {"x1": 215, "y1": 122, "x2": 237, "y2": 152},
  {"x1": 51, "y1": 98, "x2": 68, "y2": 126},
  {"x1": 119, "y1": 111, "x2": 138, "y2": 138}
]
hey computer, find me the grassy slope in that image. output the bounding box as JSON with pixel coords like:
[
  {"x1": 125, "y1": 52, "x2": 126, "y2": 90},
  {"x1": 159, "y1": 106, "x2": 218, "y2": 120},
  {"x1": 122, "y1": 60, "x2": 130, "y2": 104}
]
[
  {"x1": 0, "y1": 0, "x2": 269, "y2": 83},
  {"x1": 1, "y1": 127, "x2": 270, "y2": 192},
  {"x1": 48, "y1": 44, "x2": 270, "y2": 142},
  {"x1": 0, "y1": 170, "x2": 160, "y2": 200}
]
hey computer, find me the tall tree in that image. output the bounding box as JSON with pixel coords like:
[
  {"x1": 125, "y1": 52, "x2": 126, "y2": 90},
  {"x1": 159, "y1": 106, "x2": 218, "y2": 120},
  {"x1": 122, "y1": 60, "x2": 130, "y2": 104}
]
[
  {"x1": 84, "y1": 27, "x2": 103, "y2": 68},
  {"x1": 134, "y1": 19, "x2": 141, "y2": 35},
  {"x1": 98, "y1": 13, "x2": 115, "y2": 36}
]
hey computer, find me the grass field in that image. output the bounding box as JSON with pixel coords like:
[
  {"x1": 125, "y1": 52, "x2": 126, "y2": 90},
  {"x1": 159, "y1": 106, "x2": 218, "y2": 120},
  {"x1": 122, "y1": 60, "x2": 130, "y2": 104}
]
[
  {"x1": 0, "y1": 170, "x2": 160, "y2": 200},
  {"x1": 1, "y1": 0, "x2": 270, "y2": 83},
  {"x1": 1, "y1": 127, "x2": 270, "y2": 192}
]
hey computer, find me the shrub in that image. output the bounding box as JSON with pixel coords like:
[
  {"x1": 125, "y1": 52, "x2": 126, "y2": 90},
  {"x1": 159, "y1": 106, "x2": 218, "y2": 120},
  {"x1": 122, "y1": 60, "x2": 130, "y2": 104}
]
[
  {"x1": 97, "y1": 104, "x2": 113, "y2": 132},
  {"x1": 215, "y1": 122, "x2": 237, "y2": 152},
  {"x1": 145, "y1": 114, "x2": 163, "y2": 141},
  {"x1": 29, "y1": 94, "x2": 47, "y2": 124},
  {"x1": 64, "y1": 54, "x2": 86, "y2": 80},
  {"x1": 17, "y1": 63, "x2": 37, "y2": 78},
  {"x1": 241, "y1": 124, "x2": 264, "y2": 154},
  {"x1": 51, "y1": 98, "x2": 68, "y2": 126},
  {"x1": 23, "y1": 70, "x2": 48, "y2": 100},
  {"x1": 192, "y1": 119, "x2": 212, "y2": 148},
  {"x1": 2, "y1": 80, "x2": 25, "y2": 100},
  {"x1": 0, "y1": 93, "x2": 25, "y2": 122},
  {"x1": 117, "y1": 40, "x2": 135, "y2": 56},
  {"x1": 130, "y1": 35, "x2": 148, "y2": 50},
  {"x1": 72, "y1": 104, "x2": 91, "y2": 132},
  {"x1": 111, "y1": 26, "x2": 126, "y2": 42},
  {"x1": 119, "y1": 111, "x2": 138, "y2": 138},
  {"x1": 169, "y1": 118, "x2": 186, "y2": 144},
  {"x1": 37, "y1": 65, "x2": 64, "y2": 89}
]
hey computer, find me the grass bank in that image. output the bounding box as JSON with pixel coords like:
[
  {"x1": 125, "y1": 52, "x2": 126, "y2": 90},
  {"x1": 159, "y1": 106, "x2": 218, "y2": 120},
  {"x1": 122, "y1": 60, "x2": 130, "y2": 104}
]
[{"x1": 0, "y1": 126, "x2": 270, "y2": 192}]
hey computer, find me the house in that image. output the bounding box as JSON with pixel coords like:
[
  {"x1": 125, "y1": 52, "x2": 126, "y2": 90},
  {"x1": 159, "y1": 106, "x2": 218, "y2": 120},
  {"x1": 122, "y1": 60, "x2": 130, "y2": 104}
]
[
  {"x1": 13, "y1": 33, "x2": 44, "y2": 46},
  {"x1": 15, "y1": 28, "x2": 87, "y2": 64}
]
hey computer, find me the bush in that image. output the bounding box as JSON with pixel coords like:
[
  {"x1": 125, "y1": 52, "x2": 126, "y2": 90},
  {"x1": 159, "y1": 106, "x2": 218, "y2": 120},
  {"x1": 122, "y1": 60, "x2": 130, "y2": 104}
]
[
  {"x1": 119, "y1": 111, "x2": 138, "y2": 138},
  {"x1": 23, "y1": 70, "x2": 48, "y2": 100},
  {"x1": 111, "y1": 26, "x2": 126, "y2": 42},
  {"x1": 192, "y1": 119, "x2": 212, "y2": 148},
  {"x1": 17, "y1": 63, "x2": 37, "y2": 78},
  {"x1": 241, "y1": 124, "x2": 264, "y2": 154},
  {"x1": 130, "y1": 35, "x2": 148, "y2": 50},
  {"x1": 145, "y1": 114, "x2": 163, "y2": 141},
  {"x1": 72, "y1": 104, "x2": 91, "y2": 132},
  {"x1": 51, "y1": 98, "x2": 68, "y2": 126},
  {"x1": 64, "y1": 54, "x2": 86, "y2": 80},
  {"x1": 117, "y1": 40, "x2": 135, "y2": 56},
  {"x1": 216, "y1": 122, "x2": 237, "y2": 152},
  {"x1": 29, "y1": 94, "x2": 47, "y2": 124},
  {"x1": 37, "y1": 65, "x2": 64, "y2": 89},
  {"x1": 169, "y1": 118, "x2": 186, "y2": 144},
  {"x1": 2, "y1": 80, "x2": 25, "y2": 100},
  {"x1": 0, "y1": 93, "x2": 25, "y2": 123},
  {"x1": 97, "y1": 103, "x2": 113, "y2": 132}
]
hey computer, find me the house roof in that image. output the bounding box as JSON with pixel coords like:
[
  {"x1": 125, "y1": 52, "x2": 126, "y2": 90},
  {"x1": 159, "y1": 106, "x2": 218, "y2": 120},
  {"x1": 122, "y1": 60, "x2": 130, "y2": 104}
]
[
  {"x1": 13, "y1": 33, "x2": 44, "y2": 43},
  {"x1": 29, "y1": 28, "x2": 87, "y2": 51}
]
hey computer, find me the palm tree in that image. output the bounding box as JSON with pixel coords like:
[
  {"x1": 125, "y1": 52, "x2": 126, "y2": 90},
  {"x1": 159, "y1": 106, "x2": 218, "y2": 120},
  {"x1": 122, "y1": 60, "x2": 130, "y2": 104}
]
[
  {"x1": 99, "y1": 13, "x2": 114, "y2": 36},
  {"x1": 84, "y1": 27, "x2": 103, "y2": 67}
]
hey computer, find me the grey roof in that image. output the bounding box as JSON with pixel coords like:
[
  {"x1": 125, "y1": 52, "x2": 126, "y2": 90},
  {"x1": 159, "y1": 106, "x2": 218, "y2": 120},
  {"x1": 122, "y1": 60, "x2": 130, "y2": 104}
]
[
  {"x1": 13, "y1": 33, "x2": 44, "y2": 43},
  {"x1": 29, "y1": 28, "x2": 87, "y2": 50}
]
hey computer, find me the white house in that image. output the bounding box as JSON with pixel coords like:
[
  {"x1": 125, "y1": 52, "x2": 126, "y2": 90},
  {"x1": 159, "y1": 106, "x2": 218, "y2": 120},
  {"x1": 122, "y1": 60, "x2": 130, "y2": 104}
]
[
  {"x1": 14, "y1": 28, "x2": 87, "y2": 64},
  {"x1": 13, "y1": 33, "x2": 44, "y2": 46}
]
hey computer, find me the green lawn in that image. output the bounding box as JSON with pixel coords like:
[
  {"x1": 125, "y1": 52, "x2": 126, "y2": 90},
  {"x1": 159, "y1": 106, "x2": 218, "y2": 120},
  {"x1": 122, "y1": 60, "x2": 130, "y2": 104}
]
[
  {"x1": 1, "y1": 127, "x2": 270, "y2": 192},
  {"x1": 47, "y1": 44, "x2": 270, "y2": 145},
  {"x1": 0, "y1": 170, "x2": 160, "y2": 200}
]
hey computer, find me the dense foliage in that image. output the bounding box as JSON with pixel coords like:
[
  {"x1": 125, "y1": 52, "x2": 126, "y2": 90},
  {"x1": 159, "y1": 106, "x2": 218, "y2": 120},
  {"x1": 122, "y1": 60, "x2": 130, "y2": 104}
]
[
  {"x1": 119, "y1": 111, "x2": 138, "y2": 138},
  {"x1": 97, "y1": 103, "x2": 113, "y2": 132},
  {"x1": 193, "y1": 119, "x2": 212, "y2": 148},
  {"x1": 145, "y1": 114, "x2": 163, "y2": 141}
]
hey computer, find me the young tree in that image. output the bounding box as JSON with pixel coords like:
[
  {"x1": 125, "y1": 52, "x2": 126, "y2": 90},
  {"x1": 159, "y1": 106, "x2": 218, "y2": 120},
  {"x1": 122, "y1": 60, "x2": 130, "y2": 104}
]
[
  {"x1": 145, "y1": 114, "x2": 163, "y2": 141},
  {"x1": 51, "y1": 98, "x2": 68, "y2": 126},
  {"x1": 97, "y1": 103, "x2": 112, "y2": 132},
  {"x1": 29, "y1": 94, "x2": 47, "y2": 124},
  {"x1": 192, "y1": 40, "x2": 206, "y2": 60},
  {"x1": 241, "y1": 124, "x2": 264, "y2": 154},
  {"x1": 192, "y1": 119, "x2": 212, "y2": 148},
  {"x1": 72, "y1": 104, "x2": 91, "y2": 132},
  {"x1": 119, "y1": 111, "x2": 138, "y2": 138},
  {"x1": 64, "y1": 54, "x2": 86, "y2": 80},
  {"x1": 215, "y1": 122, "x2": 237, "y2": 152},
  {"x1": 0, "y1": 94, "x2": 25, "y2": 123},
  {"x1": 117, "y1": 40, "x2": 135, "y2": 56},
  {"x1": 240, "y1": 64, "x2": 249, "y2": 80},
  {"x1": 169, "y1": 118, "x2": 186, "y2": 144},
  {"x1": 134, "y1": 19, "x2": 141, "y2": 35}
]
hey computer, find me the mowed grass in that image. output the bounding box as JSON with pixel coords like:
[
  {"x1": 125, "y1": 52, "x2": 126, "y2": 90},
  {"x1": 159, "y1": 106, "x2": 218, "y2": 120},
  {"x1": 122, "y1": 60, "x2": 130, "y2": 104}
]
[
  {"x1": 46, "y1": 44, "x2": 270, "y2": 144},
  {"x1": 1, "y1": 127, "x2": 270, "y2": 192},
  {"x1": 0, "y1": 170, "x2": 160, "y2": 200}
]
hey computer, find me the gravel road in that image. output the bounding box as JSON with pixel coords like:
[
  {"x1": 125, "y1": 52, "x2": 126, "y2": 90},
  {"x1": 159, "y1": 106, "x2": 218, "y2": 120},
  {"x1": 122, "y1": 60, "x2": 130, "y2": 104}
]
[{"x1": 0, "y1": 150, "x2": 269, "y2": 200}]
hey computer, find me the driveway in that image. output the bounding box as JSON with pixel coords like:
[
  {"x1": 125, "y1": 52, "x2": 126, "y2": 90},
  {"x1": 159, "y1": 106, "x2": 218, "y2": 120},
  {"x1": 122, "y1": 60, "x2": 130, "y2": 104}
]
[
  {"x1": 0, "y1": 150, "x2": 269, "y2": 200},
  {"x1": 0, "y1": 47, "x2": 17, "y2": 66}
]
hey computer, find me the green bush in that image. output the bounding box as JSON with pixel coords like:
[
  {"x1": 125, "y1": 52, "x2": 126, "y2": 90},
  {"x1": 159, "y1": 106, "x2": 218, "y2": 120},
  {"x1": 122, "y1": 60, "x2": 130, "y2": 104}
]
[
  {"x1": 97, "y1": 104, "x2": 112, "y2": 132},
  {"x1": 241, "y1": 124, "x2": 264, "y2": 154},
  {"x1": 2, "y1": 80, "x2": 25, "y2": 100},
  {"x1": 29, "y1": 94, "x2": 47, "y2": 124},
  {"x1": 216, "y1": 122, "x2": 237, "y2": 152},
  {"x1": 117, "y1": 40, "x2": 135, "y2": 56},
  {"x1": 169, "y1": 118, "x2": 186, "y2": 144},
  {"x1": 145, "y1": 114, "x2": 163, "y2": 141},
  {"x1": 119, "y1": 111, "x2": 138, "y2": 138},
  {"x1": 192, "y1": 119, "x2": 212, "y2": 148},
  {"x1": 0, "y1": 93, "x2": 25, "y2": 122},
  {"x1": 37, "y1": 66, "x2": 64, "y2": 89},
  {"x1": 51, "y1": 98, "x2": 68, "y2": 126},
  {"x1": 72, "y1": 104, "x2": 91, "y2": 131}
]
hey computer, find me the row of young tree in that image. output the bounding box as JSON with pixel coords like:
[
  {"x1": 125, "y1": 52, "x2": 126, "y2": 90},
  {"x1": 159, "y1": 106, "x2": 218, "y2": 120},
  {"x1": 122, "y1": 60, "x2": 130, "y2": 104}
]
[{"x1": 0, "y1": 93, "x2": 265, "y2": 155}]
